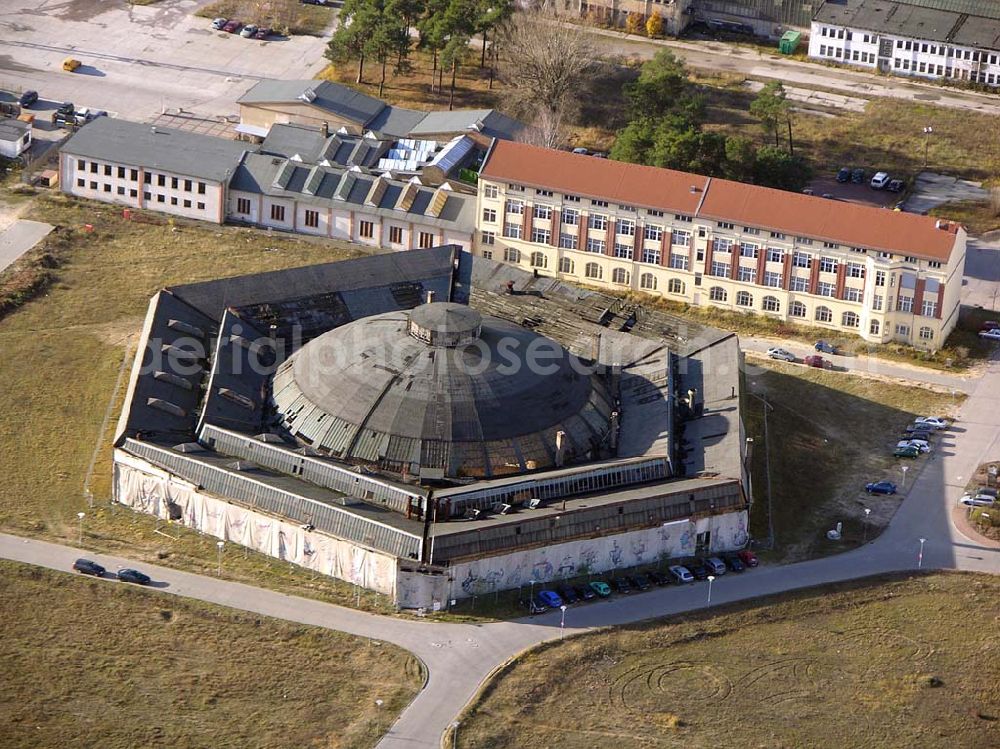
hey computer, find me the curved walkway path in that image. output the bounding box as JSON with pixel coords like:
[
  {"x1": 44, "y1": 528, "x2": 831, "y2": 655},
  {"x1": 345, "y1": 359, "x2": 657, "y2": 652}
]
[{"x1": 2, "y1": 352, "x2": 998, "y2": 748}]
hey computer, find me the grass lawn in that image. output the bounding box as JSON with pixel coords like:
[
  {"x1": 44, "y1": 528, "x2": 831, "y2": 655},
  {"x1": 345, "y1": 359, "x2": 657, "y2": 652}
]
[
  {"x1": 0, "y1": 560, "x2": 421, "y2": 749},
  {"x1": 457, "y1": 572, "x2": 1000, "y2": 749},
  {"x1": 741, "y1": 361, "x2": 963, "y2": 561},
  {"x1": 0, "y1": 193, "x2": 431, "y2": 613}
]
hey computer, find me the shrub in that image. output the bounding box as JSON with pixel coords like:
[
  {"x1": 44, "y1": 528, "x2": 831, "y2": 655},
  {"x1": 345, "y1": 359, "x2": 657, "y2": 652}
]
[
  {"x1": 645, "y1": 11, "x2": 663, "y2": 38},
  {"x1": 625, "y1": 12, "x2": 645, "y2": 35}
]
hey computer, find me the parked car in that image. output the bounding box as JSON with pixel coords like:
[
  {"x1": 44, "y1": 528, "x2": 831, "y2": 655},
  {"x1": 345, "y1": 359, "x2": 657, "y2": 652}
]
[
  {"x1": 571, "y1": 147, "x2": 588, "y2": 155},
  {"x1": 803, "y1": 355, "x2": 825, "y2": 368},
  {"x1": 865, "y1": 481, "x2": 897, "y2": 495},
  {"x1": 591, "y1": 152, "x2": 608, "y2": 159},
  {"x1": 557, "y1": 586, "x2": 578, "y2": 604},
  {"x1": 18, "y1": 90, "x2": 38, "y2": 107},
  {"x1": 767, "y1": 346, "x2": 795, "y2": 362},
  {"x1": 528, "y1": 597, "x2": 548, "y2": 614},
  {"x1": 723, "y1": 554, "x2": 745, "y2": 572},
  {"x1": 914, "y1": 416, "x2": 949, "y2": 430},
  {"x1": 959, "y1": 493, "x2": 996, "y2": 507},
  {"x1": 893, "y1": 444, "x2": 920, "y2": 458},
  {"x1": 631, "y1": 574, "x2": 652, "y2": 591},
  {"x1": 223, "y1": 20, "x2": 241, "y2": 32},
  {"x1": 738, "y1": 549, "x2": 759, "y2": 567},
  {"x1": 575, "y1": 585, "x2": 596, "y2": 601},
  {"x1": 612, "y1": 577, "x2": 632, "y2": 594},
  {"x1": 686, "y1": 559, "x2": 709, "y2": 580},
  {"x1": 851, "y1": 168, "x2": 865, "y2": 184},
  {"x1": 836, "y1": 167, "x2": 851, "y2": 183},
  {"x1": 211, "y1": 17, "x2": 228, "y2": 29},
  {"x1": 117, "y1": 568, "x2": 151, "y2": 585},
  {"x1": 300, "y1": 0, "x2": 330, "y2": 4},
  {"x1": 703, "y1": 557, "x2": 727, "y2": 576},
  {"x1": 904, "y1": 422, "x2": 933, "y2": 435},
  {"x1": 870, "y1": 171, "x2": 891, "y2": 189},
  {"x1": 668, "y1": 565, "x2": 694, "y2": 584},
  {"x1": 979, "y1": 329, "x2": 1000, "y2": 341},
  {"x1": 979, "y1": 320, "x2": 1000, "y2": 332},
  {"x1": 73, "y1": 558, "x2": 105, "y2": 577},
  {"x1": 240, "y1": 24, "x2": 258, "y2": 37},
  {"x1": 589, "y1": 580, "x2": 612, "y2": 597},
  {"x1": 897, "y1": 439, "x2": 930, "y2": 453},
  {"x1": 254, "y1": 26, "x2": 272, "y2": 39},
  {"x1": 814, "y1": 340, "x2": 838, "y2": 354},
  {"x1": 886, "y1": 179, "x2": 905, "y2": 193},
  {"x1": 977, "y1": 487, "x2": 999, "y2": 499},
  {"x1": 647, "y1": 570, "x2": 669, "y2": 586},
  {"x1": 538, "y1": 590, "x2": 563, "y2": 608}
]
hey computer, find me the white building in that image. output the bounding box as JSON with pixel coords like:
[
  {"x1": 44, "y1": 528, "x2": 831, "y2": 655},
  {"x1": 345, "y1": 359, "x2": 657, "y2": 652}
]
[
  {"x1": 809, "y1": 0, "x2": 1000, "y2": 87},
  {"x1": 0, "y1": 117, "x2": 31, "y2": 158},
  {"x1": 58, "y1": 117, "x2": 476, "y2": 250}
]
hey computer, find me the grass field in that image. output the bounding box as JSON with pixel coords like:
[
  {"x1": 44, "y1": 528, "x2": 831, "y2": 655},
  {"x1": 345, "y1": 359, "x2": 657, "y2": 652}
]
[
  {"x1": 457, "y1": 573, "x2": 1000, "y2": 749},
  {"x1": 0, "y1": 193, "x2": 427, "y2": 613},
  {"x1": 0, "y1": 560, "x2": 421, "y2": 749},
  {"x1": 741, "y1": 361, "x2": 963, "y2": 560}
]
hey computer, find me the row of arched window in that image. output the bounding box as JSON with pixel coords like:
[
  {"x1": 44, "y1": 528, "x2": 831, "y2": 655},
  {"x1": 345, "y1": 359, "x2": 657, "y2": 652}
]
[{"x1": 528, "y1": 252, "x2": 686, "y2": 294}]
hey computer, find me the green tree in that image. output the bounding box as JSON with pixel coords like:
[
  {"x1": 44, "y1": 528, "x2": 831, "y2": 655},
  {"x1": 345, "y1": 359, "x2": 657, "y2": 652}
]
[
  {"x1": 439, "y1": 0, "x2": 478, "y2": 109},
  {"x1": 752, "y1": 146, "x2": 811, "y2": 190},
  {"x1": 624, "y1": 50, "x2": 701, "y2": 124},
  {"x1": 749, "y1": 81, "x2": 793, "y2": 151},
  {"x1": 325, "y1": 0, "x2": 380, "y2": 84},
  {"x1": 723, "y1": 135, "x2": 757, "y2": 182},
  {"x1": 609, "y1": 119, "x2": 656, "y2": 164},
  {"x1": 474, "y1": 0, "x2": 512, "y2": 68},
  {"x1": 417, "y1": 0, "x2": 450, "y2": 92}
]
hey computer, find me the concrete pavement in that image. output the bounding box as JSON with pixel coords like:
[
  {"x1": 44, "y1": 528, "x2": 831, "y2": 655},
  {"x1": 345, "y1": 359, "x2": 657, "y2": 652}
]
[{"x1": 0, "y1": 219, "x2": 53, "y2": 273}]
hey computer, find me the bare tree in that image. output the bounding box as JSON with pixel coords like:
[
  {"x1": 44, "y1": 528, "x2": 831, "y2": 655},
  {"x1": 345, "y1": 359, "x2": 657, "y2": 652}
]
[
  {"x1": 495, "y1": 4, "x2": 596, "y2": 143},
  {"x1": 518, "y1": 106, "x2": 567, "y2": 151}
]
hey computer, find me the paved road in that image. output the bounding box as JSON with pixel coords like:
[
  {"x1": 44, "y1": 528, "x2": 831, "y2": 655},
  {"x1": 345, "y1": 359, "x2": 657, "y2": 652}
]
[
  {"x1": 2, "y1": 347, "x2": 998, "y2": 748},
  {"x1": 0, "y1": 218, "x2": 52, "y2": 273},
  {"x1": 577, "y1": 25, "x2": 1000, "y2": 117},
  {"x1": 0, "y1": 0, "x2": 334, "y2": 121}
]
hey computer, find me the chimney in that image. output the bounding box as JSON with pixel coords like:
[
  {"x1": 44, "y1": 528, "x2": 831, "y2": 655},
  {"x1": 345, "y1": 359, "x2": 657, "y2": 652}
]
[
  {"x1": 609, "y1": 411, "x2": 619, "y2": 452},
  {"x1": 687, "y1": 388, "x2": 697, "y2": 406},
  {"x1": 320, "y1": 121, "x2": 329, "y2": 139},
  {"x1": 555, "y1": 431, "x2": 566, "y2": 467},
  {"x1": 426, "y1": 290, "x2": 436, "y2": 304},
  {"x1": 935, "y1": 219, "x2": 948, "y2": 230}
]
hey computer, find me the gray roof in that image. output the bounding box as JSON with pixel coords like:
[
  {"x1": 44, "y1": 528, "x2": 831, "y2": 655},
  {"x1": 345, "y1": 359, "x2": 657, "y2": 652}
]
[
  {"x1": 0, "y1": 117, "x2": 30, "y2": 142},
  {"x1": 814, "y1": 0, "x2": 1000, "y2": 48},
  {"x1": 239, "y1": 79, "x2": 524, "y2": 140},
  {"x1": 259, "y1": 123, "x2": 389, "y2": 167},
  {"x1": 61, "y1": 117, "x2": 251, "y2": 182},
  {"x1": 272, "y1": 307, "x2": 614, "y2": 478},
  {"x1": 229, "y1": 152, "x2": 475, "y2": 230},
  {"x1": 238, "y1": 80, "x2": 387, "y2": 125}
]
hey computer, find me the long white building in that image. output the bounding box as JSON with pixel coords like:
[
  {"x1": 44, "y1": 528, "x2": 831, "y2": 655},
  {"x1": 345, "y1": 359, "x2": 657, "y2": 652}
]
[{"x1": 809, "y1": 0, "x2": 1000, "y2": 87}]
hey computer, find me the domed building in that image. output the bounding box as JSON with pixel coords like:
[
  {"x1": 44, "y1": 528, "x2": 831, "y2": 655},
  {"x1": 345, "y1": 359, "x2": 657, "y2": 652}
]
[
  {"x1": 271, "y1": 302, "x2": 613, "y2": 479},
  {"x1": 113, "y1": 246, "x2": 749, "y2": 609}
]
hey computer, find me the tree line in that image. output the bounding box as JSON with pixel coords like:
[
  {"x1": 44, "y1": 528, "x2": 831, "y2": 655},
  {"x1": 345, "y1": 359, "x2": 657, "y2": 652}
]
[
  {"x1": 610, "y1": 51, "x2": 810, "y2": 191},
  {"x1": 325, "y1": 0, "x2": 512, "y2": 102}
]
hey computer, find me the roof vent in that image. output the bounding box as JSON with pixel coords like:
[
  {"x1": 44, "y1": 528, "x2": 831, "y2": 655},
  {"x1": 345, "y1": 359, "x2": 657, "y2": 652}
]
[
  {"x1": 689, "y1": 185, "x2": 699, "y2": 193},
  {"x1": 935, "y1": 219, "x2": 948, "y2": 230},
  {"x1": 299, "y1": 88, "x2": 317, "y2": 103},
  {"x1": 219, "y1": 388, "x2": 255, "y2": 411},
  {"x1": 146, "y1": 398, "x2": 187, "y2": 417},
  {"x1": 150, "y1": 126, "x2": 157, "y2": 134}
]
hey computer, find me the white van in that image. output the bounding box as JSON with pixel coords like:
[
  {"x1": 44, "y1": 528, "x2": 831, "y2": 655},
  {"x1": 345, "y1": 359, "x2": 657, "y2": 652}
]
[{"x1": 870, "y1": 171, "x2": 890, "y2": 189}]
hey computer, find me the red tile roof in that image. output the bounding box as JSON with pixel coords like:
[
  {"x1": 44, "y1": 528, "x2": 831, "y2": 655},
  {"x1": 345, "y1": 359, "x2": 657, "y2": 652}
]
[{"x1": 480, "y1": 140, "x2": 960, "y2": 262}]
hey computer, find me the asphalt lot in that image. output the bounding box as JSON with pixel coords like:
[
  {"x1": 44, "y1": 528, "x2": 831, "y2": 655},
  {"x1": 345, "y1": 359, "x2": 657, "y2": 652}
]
[{"x1": 0, "y1": 0, "x2": 334, "y2": 122}]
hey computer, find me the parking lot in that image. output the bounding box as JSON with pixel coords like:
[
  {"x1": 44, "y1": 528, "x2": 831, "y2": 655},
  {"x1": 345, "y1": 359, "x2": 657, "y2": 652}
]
[
  {"x1": 806, "y1": 171, "x2": 903, "y2": 209},
  {"x1": 0, "y1": 0, "x2": 334, "y2": 123}
]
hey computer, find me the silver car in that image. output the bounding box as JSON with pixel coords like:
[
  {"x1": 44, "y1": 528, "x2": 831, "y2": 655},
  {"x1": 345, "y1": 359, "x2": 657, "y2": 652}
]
[
  {"x1": 767, "y1": 347, "x2": 795, "y2": 362},
  {"x1": 959, "y1": 493, "x2": 995, "y2": 507}
]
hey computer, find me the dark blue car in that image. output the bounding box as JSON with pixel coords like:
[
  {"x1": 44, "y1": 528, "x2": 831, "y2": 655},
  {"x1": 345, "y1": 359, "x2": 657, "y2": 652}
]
[
  {"x1": 814, "y1": 340, "x2": 838, "y2": 354},
  {"x1": 72, "y1": 558, "x2": 105, "y2": 577},
  {"x1": 538, "y1": 590, "x2": 563, "y2": 608},
  {"x1": 117, "y1": 568, "x2": 151, "y2": 585},
  {"x1": 865, "y1": 481, "x2": 897, "y2": 495}
]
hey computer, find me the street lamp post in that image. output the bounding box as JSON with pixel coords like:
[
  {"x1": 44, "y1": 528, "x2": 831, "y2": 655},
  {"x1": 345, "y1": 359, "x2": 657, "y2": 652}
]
[
  {"x1": 77, "y1": 512, "x2": 85, "y2": 546},
  {"x1": 918, "y1": 537, "x2": 926, "y2": 568},
  {"x1": 922, "y1": 126, "x2": 933, "y2": 169},
  {"x1": 559, "y1": 604, "x2": 567, "y2": 638},
  {"x1": 216, "y1": 540, "x2": 224, "y2": 576},
  {"x1": 706, "y1": 575, "x2": 715, "y2": 605},
  {"x1": 374, "y1": 698, "x2": 383, "y2": 734},
  {"x1": 528, "y1": 579, "x2": 536, "y2": 604},
  {"x1": 863, "y1": 508, "x2": 871, "y2": 544},
  {"x1": 450, "y1": 721, "x2": 460, "y2": 749},
  {"x1": 901, "y1": 465, "x2": 909, "y2": 491}
]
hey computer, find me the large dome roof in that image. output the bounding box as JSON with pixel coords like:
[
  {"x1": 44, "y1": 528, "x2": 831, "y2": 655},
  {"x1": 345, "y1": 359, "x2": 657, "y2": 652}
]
[{"x1": 271, "y1": 303, "x2": 612, "y2": 478}]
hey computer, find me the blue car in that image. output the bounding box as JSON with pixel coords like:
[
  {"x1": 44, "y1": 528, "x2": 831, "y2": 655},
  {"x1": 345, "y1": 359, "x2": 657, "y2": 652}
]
[
  {"x1": 538, "y1": 590, "x2": 563, "y2": 608},
  {"x1": 866, "y1": 481, "x2": 897, "y2": 495},
  {"x1": 117, "y1": 568, "x2": 151, "y2": 585},
  {"x1": 814, "y1": 340, "x2": 838, "y2": 354}
]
